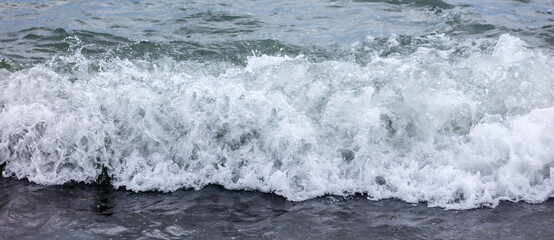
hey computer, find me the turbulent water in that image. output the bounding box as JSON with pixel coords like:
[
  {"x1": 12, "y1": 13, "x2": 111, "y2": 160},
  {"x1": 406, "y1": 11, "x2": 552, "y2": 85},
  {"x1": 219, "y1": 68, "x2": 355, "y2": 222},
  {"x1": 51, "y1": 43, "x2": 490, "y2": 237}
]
[{"x1": 0, "y1": 0, "x2": 553, "y2": 210}]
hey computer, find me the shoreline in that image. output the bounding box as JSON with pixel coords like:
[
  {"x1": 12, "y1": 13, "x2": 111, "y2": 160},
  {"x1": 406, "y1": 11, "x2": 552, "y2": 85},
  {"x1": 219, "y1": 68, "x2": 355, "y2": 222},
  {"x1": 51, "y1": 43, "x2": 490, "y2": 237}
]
[
  {"x1": 1, "y1": 177, "x2": 553, "y2": 239},
  {"x1": 2, "y1": 175, "x2": 552, "y2": 210}
]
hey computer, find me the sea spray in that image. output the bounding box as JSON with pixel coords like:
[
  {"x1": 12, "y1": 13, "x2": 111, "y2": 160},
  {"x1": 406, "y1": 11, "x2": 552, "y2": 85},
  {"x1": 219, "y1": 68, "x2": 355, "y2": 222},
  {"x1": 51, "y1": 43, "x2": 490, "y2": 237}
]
[{"x1": 1, "y1": 34, "x2": 553, "y2": 209}]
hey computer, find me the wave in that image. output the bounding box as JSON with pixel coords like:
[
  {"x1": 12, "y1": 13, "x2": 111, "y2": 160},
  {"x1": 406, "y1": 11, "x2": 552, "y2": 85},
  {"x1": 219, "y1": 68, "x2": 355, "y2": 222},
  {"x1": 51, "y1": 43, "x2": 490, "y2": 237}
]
[{"x1": 1, "y1": 34, "x2": 553, "y2": 209}]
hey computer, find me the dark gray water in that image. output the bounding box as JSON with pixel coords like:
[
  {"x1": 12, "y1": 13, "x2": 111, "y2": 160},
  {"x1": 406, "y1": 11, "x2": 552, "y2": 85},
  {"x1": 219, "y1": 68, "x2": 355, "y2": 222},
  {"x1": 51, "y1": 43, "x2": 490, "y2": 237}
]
[
  {"x1": 1, "y1": 0, "x2": 554, "y2": 238},
  {"x1": 1, "y1": 177, "x2": 553, "y2": 239}
]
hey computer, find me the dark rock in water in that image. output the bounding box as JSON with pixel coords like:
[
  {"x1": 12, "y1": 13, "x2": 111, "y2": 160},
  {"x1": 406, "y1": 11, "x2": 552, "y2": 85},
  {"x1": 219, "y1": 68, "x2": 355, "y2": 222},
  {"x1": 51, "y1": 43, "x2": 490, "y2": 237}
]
[{"x1": 0, "y1": 162, "x2": 5, "y2": 172}]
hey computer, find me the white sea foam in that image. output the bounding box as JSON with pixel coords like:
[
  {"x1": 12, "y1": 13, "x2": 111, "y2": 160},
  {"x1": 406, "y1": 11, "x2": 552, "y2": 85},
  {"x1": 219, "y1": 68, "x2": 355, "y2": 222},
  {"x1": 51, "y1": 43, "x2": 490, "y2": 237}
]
[{"x1": 1, "y1": 34, "x2": 553, "y2": 209}]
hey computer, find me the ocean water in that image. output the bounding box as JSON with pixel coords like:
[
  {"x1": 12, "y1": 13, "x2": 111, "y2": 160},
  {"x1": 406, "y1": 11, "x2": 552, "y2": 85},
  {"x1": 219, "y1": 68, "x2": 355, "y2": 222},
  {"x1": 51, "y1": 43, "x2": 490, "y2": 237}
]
[
  {"x1": 1, "y1": 177, "x2": 553, "y2": 239},
  {"x1": 0, "y1": 0, "x2": 553, "y2": 217}
]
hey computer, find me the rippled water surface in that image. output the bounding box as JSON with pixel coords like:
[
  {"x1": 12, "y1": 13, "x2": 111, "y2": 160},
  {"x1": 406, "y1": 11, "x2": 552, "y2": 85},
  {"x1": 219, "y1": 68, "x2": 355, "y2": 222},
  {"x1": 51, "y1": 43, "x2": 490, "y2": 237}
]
[
  {"x1": 0, "y1": 0, "x2": 553, "y2": 238},
  {"x1": 1, "y1": 178, "x2": 553, "y2": 239},
  {"x1": 1, "y1": 0, "x2": 552, "y2": 68}
]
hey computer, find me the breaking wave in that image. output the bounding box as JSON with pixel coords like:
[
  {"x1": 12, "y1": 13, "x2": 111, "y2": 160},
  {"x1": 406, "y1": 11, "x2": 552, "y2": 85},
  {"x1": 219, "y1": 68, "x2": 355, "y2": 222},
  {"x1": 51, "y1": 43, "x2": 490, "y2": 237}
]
[{"x1": 1, "y1": 34, "x2": 553, "y2": 209}]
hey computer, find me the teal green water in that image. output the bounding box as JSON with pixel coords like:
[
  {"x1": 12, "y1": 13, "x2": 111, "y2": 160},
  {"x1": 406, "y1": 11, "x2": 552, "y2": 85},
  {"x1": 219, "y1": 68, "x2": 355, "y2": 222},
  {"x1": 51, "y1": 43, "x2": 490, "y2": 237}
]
[{"x1": 1, "y1": 0, "x2": 552, "y2": 69}]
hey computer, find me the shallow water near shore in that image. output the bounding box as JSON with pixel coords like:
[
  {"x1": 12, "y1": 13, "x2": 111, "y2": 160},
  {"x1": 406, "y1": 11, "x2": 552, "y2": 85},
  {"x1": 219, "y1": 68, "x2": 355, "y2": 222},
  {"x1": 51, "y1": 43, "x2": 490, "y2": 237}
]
[{"x1": 1, "y1": 177, "x2": 553, "y2": 239}]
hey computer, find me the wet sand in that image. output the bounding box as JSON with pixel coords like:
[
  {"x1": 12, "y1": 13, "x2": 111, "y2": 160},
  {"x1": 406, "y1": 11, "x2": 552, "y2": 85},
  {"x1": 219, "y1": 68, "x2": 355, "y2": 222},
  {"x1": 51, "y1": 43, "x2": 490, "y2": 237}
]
[{"x1": 0, "y1": 177, "x2": 552, "y2": 240}]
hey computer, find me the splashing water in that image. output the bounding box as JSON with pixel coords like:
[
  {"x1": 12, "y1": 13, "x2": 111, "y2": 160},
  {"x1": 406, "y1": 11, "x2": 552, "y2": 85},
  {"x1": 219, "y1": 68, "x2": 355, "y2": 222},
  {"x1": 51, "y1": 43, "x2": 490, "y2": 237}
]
[{"x1": 1, "y1": 33, "x2": 553, "y2": 209}]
